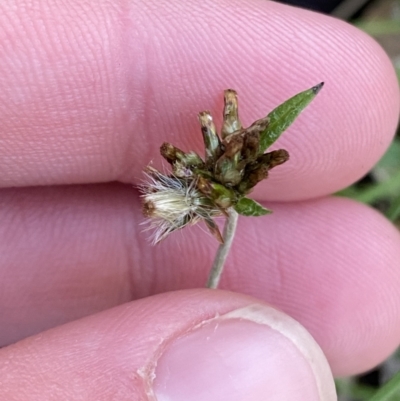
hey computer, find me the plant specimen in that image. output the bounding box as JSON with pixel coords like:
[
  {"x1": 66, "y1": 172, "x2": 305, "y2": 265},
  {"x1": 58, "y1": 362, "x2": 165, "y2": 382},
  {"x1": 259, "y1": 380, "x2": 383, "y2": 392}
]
[{"x1": 140, "y1": 83, "x2": 324, "y2": 288}]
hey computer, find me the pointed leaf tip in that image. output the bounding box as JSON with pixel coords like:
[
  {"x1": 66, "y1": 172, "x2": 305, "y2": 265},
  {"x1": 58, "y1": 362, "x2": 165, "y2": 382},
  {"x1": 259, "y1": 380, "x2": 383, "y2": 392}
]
[
  {"x1": 234, "y1": 197, "x2": 272, "y2": 216},
  {"x1": 259, "y1": 82, "x2": 324, "y2": 153},
  {"x1": 312, "y1": 82, "x2": 324, "y2": 94}
]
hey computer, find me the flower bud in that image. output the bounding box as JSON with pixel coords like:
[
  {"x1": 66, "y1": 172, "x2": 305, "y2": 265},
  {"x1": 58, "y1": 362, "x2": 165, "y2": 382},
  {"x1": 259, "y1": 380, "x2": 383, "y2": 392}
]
[
  {"x1": 198, "y1": 111, "x2": 222, "y2": 165},
  {"x1": 197, "y1": 176, "x2": 237, "y2": 208},
  {"x1": 214, "y1": 132, "x2": 245, "y2": 186},
  {"x1": 221, "y1": 89, "x2": 242, "y2": 139},
  {"x1": 160, "y1": 142, "x2": 204, "y2": 168},
  {"x1": 237, "y1": 149, "x2": 289, "y2": 193}
]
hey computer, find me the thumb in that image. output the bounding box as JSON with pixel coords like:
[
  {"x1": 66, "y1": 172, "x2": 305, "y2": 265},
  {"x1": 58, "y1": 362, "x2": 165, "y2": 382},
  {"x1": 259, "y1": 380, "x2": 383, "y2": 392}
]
[{"x1": 0, "y1": 289, "x2": 336, "y2": 401}]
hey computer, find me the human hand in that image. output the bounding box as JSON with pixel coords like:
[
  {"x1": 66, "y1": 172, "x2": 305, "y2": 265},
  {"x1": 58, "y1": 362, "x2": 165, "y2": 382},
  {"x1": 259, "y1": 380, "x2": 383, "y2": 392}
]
[{"x1": 0, "y1": 0, "x2": 399, "y2": 400}]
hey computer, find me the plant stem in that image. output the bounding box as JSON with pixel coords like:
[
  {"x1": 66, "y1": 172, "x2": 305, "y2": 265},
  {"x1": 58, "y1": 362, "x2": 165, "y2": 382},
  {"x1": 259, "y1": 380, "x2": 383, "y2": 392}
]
[{"x1": 206, "y1": 208, "x2": 239, "y2": 289}]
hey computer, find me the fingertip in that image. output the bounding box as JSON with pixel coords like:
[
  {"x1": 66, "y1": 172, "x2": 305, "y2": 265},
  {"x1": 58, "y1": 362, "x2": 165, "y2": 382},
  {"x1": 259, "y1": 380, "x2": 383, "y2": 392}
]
[
  {"x1": 0, "y1": 290, "x2": 336, "y2": 401},
  {"x1": 154, "y1": 302, "x2": 336, "y2": 401},
  {"x1": 128, "y1": 0, "x2": 399, "y2": 200},
  {"x1": 0, "y1": 0, "x2": 398, "y2": 192},
  {"x1": 248, "y1": 8, "x2": 400, "y2": 200},
  {"x1": 227, "y1": 196, "x2": 400, "y2": 375},
  {"x1": 2, "y1": 185, "x2": 399, "y2": 377}
]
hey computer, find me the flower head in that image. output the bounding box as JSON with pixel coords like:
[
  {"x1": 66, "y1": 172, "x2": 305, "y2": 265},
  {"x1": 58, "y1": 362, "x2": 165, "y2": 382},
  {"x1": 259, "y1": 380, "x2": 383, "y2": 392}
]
[{"x1": 140, "y1": 84, "x2": 323, "y2": 243}]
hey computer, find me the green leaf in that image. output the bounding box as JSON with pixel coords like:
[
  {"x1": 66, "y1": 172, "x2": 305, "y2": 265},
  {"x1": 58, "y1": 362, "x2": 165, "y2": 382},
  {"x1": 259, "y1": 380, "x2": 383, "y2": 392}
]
[
  {"x1": 387, "y1": 195, "x2": 400, "y2": 221},
  {"x1": 341, "y1": 170, "x2": 400, "y2": 205},
  {"x1": 373, "y1": 138, "x2": 400, "y2": 178},
  {"x1": 259, "y1": 82, "x2": 324, "y2": 153},
  {"x1": 367, "y1": 369, "x2": 400, "y2": 401},
  {"x1": 234, "y1": 197, "x2": 272, "y2": 216},
  {"x1": 355, "y1": 19, "x2": 400, "y2": 36}
]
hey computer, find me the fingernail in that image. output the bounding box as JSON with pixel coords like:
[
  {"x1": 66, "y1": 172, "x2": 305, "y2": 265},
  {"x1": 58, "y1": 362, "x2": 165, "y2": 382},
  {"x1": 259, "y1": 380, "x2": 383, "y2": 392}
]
[{"x1": 152, "y1": 304, "x2": 336, "y2": 401}]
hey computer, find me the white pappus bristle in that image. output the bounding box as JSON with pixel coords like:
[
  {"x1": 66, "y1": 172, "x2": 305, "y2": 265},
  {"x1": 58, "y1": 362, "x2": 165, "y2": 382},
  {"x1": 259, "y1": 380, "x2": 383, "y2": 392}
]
[{"x1": 140, "y1": 168, "x2": 221, "y2": 244}]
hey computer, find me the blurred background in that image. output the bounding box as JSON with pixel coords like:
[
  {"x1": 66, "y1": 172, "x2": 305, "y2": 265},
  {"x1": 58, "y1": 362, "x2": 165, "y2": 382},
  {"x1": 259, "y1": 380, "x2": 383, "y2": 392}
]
[{"x1": 275, "y1": 1, "x2": 400, "y2": 400}]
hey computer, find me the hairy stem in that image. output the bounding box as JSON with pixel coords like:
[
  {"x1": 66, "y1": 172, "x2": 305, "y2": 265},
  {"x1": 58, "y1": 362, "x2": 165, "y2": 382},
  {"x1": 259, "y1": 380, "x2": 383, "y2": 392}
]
[{"x1": 206, "y1": 208, "x2": 239, "y2": 289}]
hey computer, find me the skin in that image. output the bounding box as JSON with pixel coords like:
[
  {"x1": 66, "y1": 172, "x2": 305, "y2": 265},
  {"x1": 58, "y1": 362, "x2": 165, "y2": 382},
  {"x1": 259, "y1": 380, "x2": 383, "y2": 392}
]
[{"x1": 0, "y1": 0, "x2": 399, "y2": 399}]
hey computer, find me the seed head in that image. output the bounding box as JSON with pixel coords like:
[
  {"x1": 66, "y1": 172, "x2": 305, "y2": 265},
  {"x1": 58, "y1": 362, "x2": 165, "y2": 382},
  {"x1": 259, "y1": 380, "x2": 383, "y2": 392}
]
[
  {"x1": 139, "y1": 88, "x2": 293, "y2": 243},
  {"x1": 140, "y1": 167, "x2": 223, "y2": 244}
]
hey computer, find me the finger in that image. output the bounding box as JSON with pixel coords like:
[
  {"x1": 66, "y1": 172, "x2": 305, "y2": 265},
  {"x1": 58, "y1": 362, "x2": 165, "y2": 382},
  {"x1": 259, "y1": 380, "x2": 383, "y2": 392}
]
[
  {"x1": 1, "y1": 184, "x2": 400, "y2": 377},
  {"x1": 0, "y1": 0, "x2": 398, "y2": 200},
  {"x1": 0, "y1": 290, "x2": 336, "y2": 401}
]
